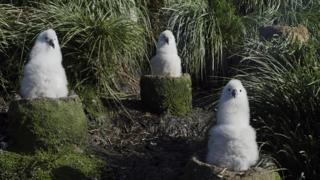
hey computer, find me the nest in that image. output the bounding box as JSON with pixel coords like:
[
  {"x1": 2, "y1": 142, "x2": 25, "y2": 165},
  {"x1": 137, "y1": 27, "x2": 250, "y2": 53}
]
[
  {"x1": 140, "y1": 74, "x2": 192, "y2": 115},
  {"x1": 7, "y1": 95, "x2": 88, "y2": 152},
  {"x1": 182, "y1": 150, "x2": 281, "y2": 180}
]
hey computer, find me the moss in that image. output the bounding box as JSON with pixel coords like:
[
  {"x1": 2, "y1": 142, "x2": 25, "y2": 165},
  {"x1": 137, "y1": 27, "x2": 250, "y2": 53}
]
[
  {"x1": 0, "y1": 151, "x2": 30, "y2": 179},
  {"x1": 140, "y1": 74, "x2": 192, "y2": 116},
  {"x1": 8, "y1": 95, "x2": 88, "y2": 153},
  {"x1": 182, "y1": 152, "x2": 281, "y2": 180},
  {"x1": 0, "y1": 150, "x2": 107, "y2": 180},
  {"x1": 77, "y1": 88, "x2": 108, "y2": 128}
]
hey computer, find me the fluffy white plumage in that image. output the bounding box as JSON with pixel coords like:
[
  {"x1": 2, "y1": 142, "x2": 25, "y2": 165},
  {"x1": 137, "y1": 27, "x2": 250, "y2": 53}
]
[
  {"x1": 206, "y1": 79, "x2": 259, "y2": 171},
  {"x1": 20, "y1": 29, "x2": 68, "y2": 99},
  {"x1": 150, "y1": 30, "x2": 182, "y2": 77}
]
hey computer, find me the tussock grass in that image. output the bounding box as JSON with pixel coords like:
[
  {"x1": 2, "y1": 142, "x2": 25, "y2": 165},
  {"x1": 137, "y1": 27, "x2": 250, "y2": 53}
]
[
  {"x1": 33, "y1": 0, "x2": 150, "y2": 97},
  {"x1": 0, "y1": 4, "x2": 22, "y2": 54},
  {"x1": 0, "y1": 1, "x2": 151, "y2": 100},
  {"x1": 0, "y1": 4, "x2": 30, "y2": 96},
  {"x1": 237, "y1": 0, "x2": 320, "y2": 37},
  {"x1": 237, "y1": 37, "x2": 320, "y2": 179},
  {"x1": 164, "y1": 0, "x2": 245, "y2": 82}
]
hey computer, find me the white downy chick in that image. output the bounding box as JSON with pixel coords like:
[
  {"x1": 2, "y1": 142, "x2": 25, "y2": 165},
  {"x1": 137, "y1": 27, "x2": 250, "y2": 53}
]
[
  {"x1": 150, "y1": 30, "x2": 182, "y2": 77},
  {"x1": 206, "y1": 79, "x2": 259, "y2": 171},
  {"x1": 20, "y1": 29, "x2": 68, "y2": 99}
]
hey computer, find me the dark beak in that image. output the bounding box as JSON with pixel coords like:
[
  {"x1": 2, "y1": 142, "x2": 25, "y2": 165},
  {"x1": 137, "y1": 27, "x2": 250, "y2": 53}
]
[
  {"x1": 48, "y1": 39, "x2": 55, "y2": 48},
  {"x1": 164, "y1": 37, "x2": 169, "y2": 44},
  {"x1": 231, "y1": 89, "x2": 237, "y2": 98}
]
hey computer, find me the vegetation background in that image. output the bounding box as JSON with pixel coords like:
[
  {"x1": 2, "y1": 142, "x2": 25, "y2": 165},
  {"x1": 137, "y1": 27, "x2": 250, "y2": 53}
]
[{"x1": 0, "y1": 0, "x2": 319, "y2": 179}]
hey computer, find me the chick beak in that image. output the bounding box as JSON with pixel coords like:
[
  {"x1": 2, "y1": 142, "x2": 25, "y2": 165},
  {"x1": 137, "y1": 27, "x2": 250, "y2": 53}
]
[
  {"x1": 48, "y1": 39, "x2": 55, "y2": 48},
  {"x1": 164, "y1": 37, "x2": 169, "y2": 44},
  {"x1": 231, "y1": 89, "x2": 237, "y2": 98}
]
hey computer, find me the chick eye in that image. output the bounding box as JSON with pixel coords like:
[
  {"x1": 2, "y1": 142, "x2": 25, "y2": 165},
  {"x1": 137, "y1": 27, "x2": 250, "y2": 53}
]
[
  {"x1": 240, "y1": 89, "x2": 242, "y2": 92},
  {"x1": 228, "y1": 88, "x2": 231, "y2": 91}
]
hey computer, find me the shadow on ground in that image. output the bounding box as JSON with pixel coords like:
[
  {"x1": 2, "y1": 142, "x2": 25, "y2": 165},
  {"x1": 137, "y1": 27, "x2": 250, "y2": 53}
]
[{"x1": 52, "y1": 166, "x2": 88, "y2": 180}]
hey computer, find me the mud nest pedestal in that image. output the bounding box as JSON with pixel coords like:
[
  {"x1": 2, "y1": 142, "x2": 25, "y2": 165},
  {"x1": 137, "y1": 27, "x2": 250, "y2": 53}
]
[
  {"x1": 140, "y1": 74, "x2": 192, "y2": 116},
  {"x1": 182, "y1": 151, "x2": 281, "y2": 180},
  {"x1": 8, "y1": 95, "x2": 88, "y2": 152}
]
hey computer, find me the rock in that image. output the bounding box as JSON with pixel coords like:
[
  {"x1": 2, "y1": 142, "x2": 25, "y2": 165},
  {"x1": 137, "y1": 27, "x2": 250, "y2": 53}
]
[
  {"x1": 140, "y1": 74, "x2": 192, "y2": 116},
  {"x1": 259, "y1": 25, "x2": 310, "y2": 44},
  {"x1": 7, "y1": 95, "x2": 88, "y2": 152},
  {"x1": 182, "y1": 151, "x2": 281, "y2": 180}
]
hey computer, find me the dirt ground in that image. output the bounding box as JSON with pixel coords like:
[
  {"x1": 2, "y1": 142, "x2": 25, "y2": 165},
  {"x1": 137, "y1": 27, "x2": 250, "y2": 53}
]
[{"x1": 90, "y1": 99, "x2": 214, "y2": 180}]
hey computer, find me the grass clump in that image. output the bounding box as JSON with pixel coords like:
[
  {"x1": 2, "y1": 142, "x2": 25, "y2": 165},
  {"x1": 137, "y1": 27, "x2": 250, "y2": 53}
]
[
  {"x1": 0, "y1": 4, "x2": 27, "y2": 97},
  {"x1": 234, "y1": 0, "x2": 320, "y2": 43},
  {"x1": 237, "y1": 37, "x2": 320, "y2": 179},
  {"x1": 0, "y1": 0, "x2": 152, "y2": 102},
  {"x1": 162, "y1": 0, "x2": 320, "y2": 84},
  {"x1": 30, "y1": 0, "x2": 150, "y2": 97},
  {"x1": 0, "y1": 4, "x2": 22, "y2": 54},
  {"x1": 164, "y1": 0, "x2": 245, "y2": 82}
]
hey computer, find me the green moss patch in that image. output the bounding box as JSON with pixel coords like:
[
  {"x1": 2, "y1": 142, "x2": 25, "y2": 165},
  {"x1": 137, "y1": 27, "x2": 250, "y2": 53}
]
[
  {"x1": 0, "y1": 150, "x2": 106, "y2": 180},
  {"x1": 77, "y1": 88, "x2": 108, "y2": 128},
  {"x1": 8, "y1": 95, "x2": 88, "y2": 153},
  {"x1": 140, "y1": 74, "x2": 192, "y2": 116}
]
